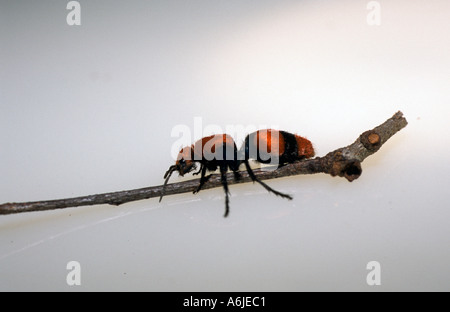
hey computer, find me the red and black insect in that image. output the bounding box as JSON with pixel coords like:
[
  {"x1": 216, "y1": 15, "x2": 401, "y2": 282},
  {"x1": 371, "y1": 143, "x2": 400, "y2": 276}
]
[
  {"x1": 160, "y1": 130, "x2": 315, "y2": 217},
  {"x1": 160, "y1": 134, "x2": 241, "y2": 217},
  {"x1": 239, "y1": 129, "x2": 315, "y2": 199}
]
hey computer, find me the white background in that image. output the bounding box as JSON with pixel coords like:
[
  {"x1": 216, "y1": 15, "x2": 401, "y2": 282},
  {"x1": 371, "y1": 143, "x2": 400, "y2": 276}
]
[{"x1": 1, "y1": 0, "x2": 449, "y2": 291}]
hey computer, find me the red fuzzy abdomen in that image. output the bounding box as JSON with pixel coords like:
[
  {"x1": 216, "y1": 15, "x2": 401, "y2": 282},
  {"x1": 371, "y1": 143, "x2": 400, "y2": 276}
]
[{"x1": 295, "y1": 135, "x2": 315, "y2": 158}]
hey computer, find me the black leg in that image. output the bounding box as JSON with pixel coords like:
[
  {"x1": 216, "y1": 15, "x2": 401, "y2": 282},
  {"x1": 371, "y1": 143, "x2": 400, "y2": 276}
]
[
  {"x1": 221, "y1": 168, "x2": 230, "y2": 217},
  {"x1": 192, "y1": 164, "x2": 203, "y2": 175},
  {"x1": 233, "y1": 170, "x2": 241, "y2": 181},
  {"x1": 193, "y1": 165, "x2": 211, "y2": 194},
  {"x1": 244, "y1": 160, "x2": 293, "y2": 200}
]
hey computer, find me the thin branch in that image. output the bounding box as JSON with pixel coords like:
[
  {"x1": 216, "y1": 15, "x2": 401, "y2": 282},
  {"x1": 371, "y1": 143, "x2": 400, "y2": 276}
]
[{"x1": 0, "y1": 111, "x2": 408, "y2": 215}]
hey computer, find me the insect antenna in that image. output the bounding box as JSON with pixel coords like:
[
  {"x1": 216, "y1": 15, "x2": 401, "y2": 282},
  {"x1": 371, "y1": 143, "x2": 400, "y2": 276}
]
[{"x1": 159, "y1": 165, "x2": 177, "y2": 202}]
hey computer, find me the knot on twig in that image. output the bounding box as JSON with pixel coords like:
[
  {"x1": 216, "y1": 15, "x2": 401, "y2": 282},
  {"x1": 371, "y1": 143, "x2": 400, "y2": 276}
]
[
  {"x1": 330, "y1": 159, "x2": 362, "y2": 182},
  {"x1": 360, "y1": 130, "x2": 381, "y2": 152},
  {"x1": 322, "y1": 150, "x2": 362, "y2": 182},
  {"x1": 341, "y1": 160, "x2": 362, "y2": 182}
]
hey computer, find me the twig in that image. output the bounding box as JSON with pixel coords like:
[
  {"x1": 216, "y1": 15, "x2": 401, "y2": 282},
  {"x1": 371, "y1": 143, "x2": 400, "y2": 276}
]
[{"x1": 0, "y1": 111, "x2": 407, "y2": 215}]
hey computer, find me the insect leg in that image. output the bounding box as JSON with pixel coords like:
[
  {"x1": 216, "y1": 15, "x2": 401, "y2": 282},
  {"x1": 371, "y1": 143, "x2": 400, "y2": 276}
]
[
  {"x1": 244, "y1": 160, "x2": 293, "y2": 200},
  {"x1": 193, "y1": 165, "x2": 212, "y2": 194},
  {"x1": 192, "y1": 164, "x2": 203, "y2": 175},
  {"x1": 220, "y1": 167, "x2": 231, "y2": 217}
]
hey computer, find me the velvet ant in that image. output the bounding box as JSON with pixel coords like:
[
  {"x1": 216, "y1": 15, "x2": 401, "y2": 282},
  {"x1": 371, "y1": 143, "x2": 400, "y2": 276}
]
[{"x1": 160, "y1": 130, "x2": 314, "y2": 217}]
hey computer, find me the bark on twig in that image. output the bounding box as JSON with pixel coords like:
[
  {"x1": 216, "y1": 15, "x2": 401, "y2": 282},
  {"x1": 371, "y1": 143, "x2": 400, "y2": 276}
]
[{"x1": 0, "y1": 111, "x2": 407, "y2": 215}]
